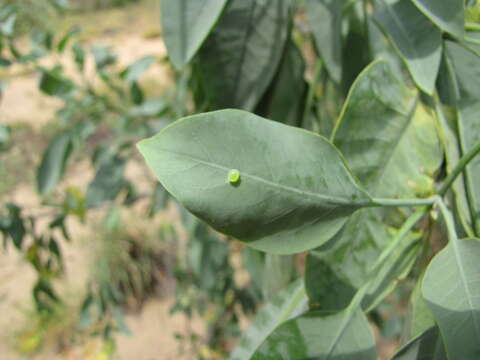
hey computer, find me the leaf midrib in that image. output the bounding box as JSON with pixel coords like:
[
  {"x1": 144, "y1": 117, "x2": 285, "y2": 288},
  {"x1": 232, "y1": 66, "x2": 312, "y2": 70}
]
[{"x1": 161, "y1": 149, "x2": 370, "y2": 207}]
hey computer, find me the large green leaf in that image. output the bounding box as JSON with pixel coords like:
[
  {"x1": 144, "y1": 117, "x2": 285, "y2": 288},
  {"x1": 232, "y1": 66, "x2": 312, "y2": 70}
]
[
  {"x1": 252, "y1": 306, "x2": 376, "y2": 359},
  {"x1": 422, "y1": 238, "x2": 480, "y2": 359},
  {"x1": 374, "y1": 0, "x2": 442, "y2": 94},
  {"x1": 229, "y1": 279, "x2": 307, "y2": 360},
  {"x1": 138, "y1": 109, "x2": 372, "y2": 255},
  {"x1": 160, "y1": 0, "x2": 227, "y2": 69},
  {"x1": 410, "y1": 0, "x2": 464, "y2": 38},
  {"x1": 305, "y1": 0, "x2": 344, "y2": 83},
  {"x1": 195, "y1": 0, "x2": 291, "y2": 111},
  {"x1": 37, "y1": 131, "x2": 72, "y2": 194},
  {"x1": 333, "y1": 61, "x2": 442, "y2": 199},
  {"x1": 391, "y1": 327, "x2": 447, "y2": 360},
  {"x1": 306, "y1": 61, "x2": 440, "y2": 311}
]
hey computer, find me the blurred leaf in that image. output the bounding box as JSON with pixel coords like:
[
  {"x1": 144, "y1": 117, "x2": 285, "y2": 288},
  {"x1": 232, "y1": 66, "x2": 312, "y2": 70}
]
[
  {"x1": 120, "y1": 55, "x2": 155, "y2": 82},
  {"x1": 57, "y1": 26, "x2": 80, "y2": 53},
  {"x1": 37, "y1": 131, "x2": 72, "y2": 194},
  {"x1": 92, "y1": 45, "x2": 117, "y2": 69},
  {"x1": 72, "y1": 41, "x2": 85, "y2": 71},
  {"x1": 305, "y1": 0, "x2": 344, "y2": 83},
  {"x1": 138, "y1": 109, "x2": 372, "y2": 255},
  {"x1": 196, "y1": 0, "x2": 292, "y2": 111},
  {"x1": 38, "y1": 66, "x2": 75, "y2": 98},
  {"x1": 0, "y1": 13, "x2": 16, "y2": 36},
  {"x1": 422, "y1": 238, "x2": 480, "y2": 359},
  {"x1": 129, "y1": 98, "x2": 167, "y2": 117},
  {"x1": 160, "y1": 0, "x2": 228, "y2": 69},
  {"x1": 86, "y1": 154, "x2": 126, "y2": 208},
  {"x1": 0, "y1": 203, "x2": 26, "y2": 249},
  {"x1": 130, "y1": 81, "x2": 143, "y2": 105},
  {"x1": 229, "y1": 279, "x2": 307, "y2": 360},
  {"x1": 148, "y1": 182, "x2": 169, "y2": 216},
  {"x1": 0, "y1": 123, "x2": 10, "y2": 150},
  {"x1": 374, "y1": 0, "x2": 442, "y2": 94}
]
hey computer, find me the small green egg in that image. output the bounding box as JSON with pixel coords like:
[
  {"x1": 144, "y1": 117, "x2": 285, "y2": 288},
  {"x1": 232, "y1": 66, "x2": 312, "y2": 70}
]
[{"x1": 228, "y1": 169, "x2": 241, "y2": 184}]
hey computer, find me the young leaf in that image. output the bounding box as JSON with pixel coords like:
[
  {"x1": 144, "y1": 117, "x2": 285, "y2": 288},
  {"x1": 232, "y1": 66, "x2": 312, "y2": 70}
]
[
  {"x1": 160, "y1": 0, "x2": 228, "y2": 69},
  {"x1": 37, "y1": 131, "x2": 72, "y2": 194},
  {"x1": 422, "y1": 238, "x2": 480, "y2": 359},
  {"x1": 251, "y1": 307, "x2": 376, "y2": 359},
  {"x1": 305, "y1": 0, "x2": 344, "y2": 83},
  {"x1": 410, "y1": 0, "x2": 464, "y2": 38},
  {"x1": 196, "y1": 0, "x2": 291, "y2": 111},
  {"x1": 391, "y1": 326, "x2": 447, "y2": 360},
  {"x1": 374, "y1": 0, "x2": 442, "y2": 94},
  {"x1": 229, "y1": 279, "x2": 307, "y2": 360},
  {"x1": 138, "y1": 109, "x2": 372, "y2": 255}
]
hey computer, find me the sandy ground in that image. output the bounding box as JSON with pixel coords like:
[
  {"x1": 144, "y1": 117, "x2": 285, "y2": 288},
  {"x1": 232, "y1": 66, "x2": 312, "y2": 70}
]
[{"x1": 0, "y1": 3, "x2": 201, "y2": 359}]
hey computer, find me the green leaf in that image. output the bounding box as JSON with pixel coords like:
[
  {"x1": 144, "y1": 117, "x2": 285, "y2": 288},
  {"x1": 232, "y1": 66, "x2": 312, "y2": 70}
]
[
  {"x1": 160, "y1": 0, "x2": 227, "y2": 69},
  {"x1": 305, "y1": 0, "x2": 344, "y2": 83},
  {"x1": 196, "y1": 0, "x2": 291, "y2": 111},
  {"x1": 256, "y1": 40, "x2": 306, "y2": 127},
  {"x1": 91, "y1": 45, "x2": 116, "y2": 69},
  {"x1": 408, "y1": 274, "x2": 435, "y2": 339},
  {"x1": 37, "y1": 131, "x2": 72, "y2": 194},
  {"x1": 422, "y1": 238, "x2": 480, "y2": 359},
  {"x1": 410, "y1": 0, "x2": 464, "y2": 38},
  {"x1": 38, "y1": 67, "x2": 75, "y2": 98},
  {"x1": 305, "y1": 61, "x2": 439, "y2": 311},
  {"x1": 138, "y1": 109, "x2": 372, "y2": 255},
  {"x1": 86, "y1": 155, "x2": 126, "y2": 207},
  {"x1": 306, "y1": 209, "x2": 421, "y2": 311},
  {"x1": 57, "y1": 26, "x2": 80, "y2": 53},
  {"x1": 443, "y1": 41, "x2": 480, "y2": 235},
  {"x1": 229, "y1": 279, "x2": 307, "y2": 360},
  {"x1": 333, "y1": 61, "x2": 442, "y2": 199},
  {"x1": 252, "y1": 306, "x2": 376, "y2": 359},
  {"x1": 120, "y1": 55, "x2": 155, "y2": 83},
  {"x1": 391, "y1": 326, "x2": 447, "y2": 360},
  {"x1": 263, "y1": 254, "x2": 295, "y2": 300},
  {"x1": 0, "y1": 123, "x2": 10, "y2": 150},
  {"x1": 374, "y1": 0, "x2": 442, "y2": 94}
]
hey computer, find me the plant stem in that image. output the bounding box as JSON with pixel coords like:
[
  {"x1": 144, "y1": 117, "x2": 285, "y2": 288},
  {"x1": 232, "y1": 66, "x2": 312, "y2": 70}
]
[
  {"x1": 465, "y1": 22, "x2": 480, "y2": 32},
  {"x1": 369, "y1": 207, "x2": 426, "y2": 273},
  {"x1": 370, "y1": 196, "x2": 438, "y2": 208},
  {"x1": 439, "y1": 140, "x2": 480, "y2": 196},
  {"x1": 435, "y1": 198, "x2": 459, "y2": 243}
]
